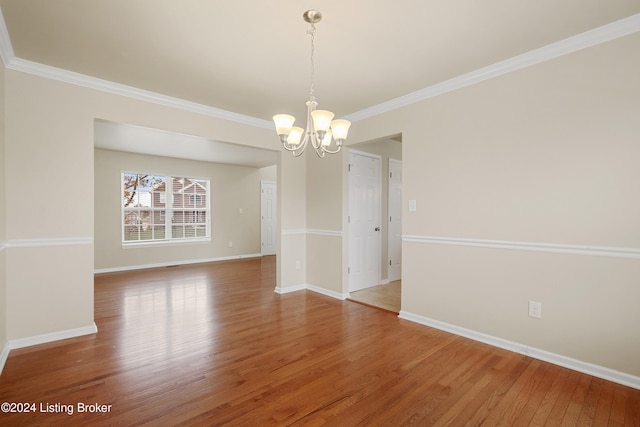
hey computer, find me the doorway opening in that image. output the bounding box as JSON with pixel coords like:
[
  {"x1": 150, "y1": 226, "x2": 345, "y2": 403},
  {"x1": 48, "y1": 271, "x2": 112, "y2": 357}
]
[{"x1": 346, "y1": 135, "x2": 402, "y2": 313}]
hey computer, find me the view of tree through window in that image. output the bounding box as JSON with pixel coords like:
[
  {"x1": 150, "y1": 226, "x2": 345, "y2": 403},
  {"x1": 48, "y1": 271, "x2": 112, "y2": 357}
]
[{"x1": 122, "y1": 172, "x2": 210, "y2": 243}]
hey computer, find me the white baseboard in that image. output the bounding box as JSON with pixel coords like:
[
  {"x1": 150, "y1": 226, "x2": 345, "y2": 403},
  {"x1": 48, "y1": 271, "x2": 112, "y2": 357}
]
[
  {"x1": 398, "y1": 310, "x2": 640, "y2": 390},
  {"x1": 274, "y1": 284, "x2": 307, "y2": 294},
  {"x1": 274, "y1": 283, "x2": 349, "y2": 301},
  {"x1": 9, "y1": 323, "x2": 98, "y2": 350},
  {"x1": 306, "y1": 285, "x2": 349, "y2": 301},
  {"x1": 0, "y1": 323, "x2": 98, "y2": 376},
  {"x1": 94, "y1": 253, "x2": 262, "y2": 274},
  {"x1": 0, "y1": 341, "x2": 10, "y2": 376}
]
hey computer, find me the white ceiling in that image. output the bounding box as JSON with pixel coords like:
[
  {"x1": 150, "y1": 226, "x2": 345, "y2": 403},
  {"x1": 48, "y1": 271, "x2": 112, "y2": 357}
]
[{"x1": 2, "y1": 1, "x2": 640, "y2": 164}]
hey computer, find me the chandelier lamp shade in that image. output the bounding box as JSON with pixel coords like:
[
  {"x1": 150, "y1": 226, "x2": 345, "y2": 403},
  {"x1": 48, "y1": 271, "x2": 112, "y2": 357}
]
[{"x1": 273, "y1": 10, "x2": 351, "y2": 158}]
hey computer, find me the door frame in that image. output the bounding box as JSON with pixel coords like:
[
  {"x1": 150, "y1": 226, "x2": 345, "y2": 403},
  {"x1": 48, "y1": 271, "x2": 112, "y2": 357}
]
[
  {"x1": 260, "y1": 180, "x2": 277, "y2": 256},
  {"x1": 388, "y1": 158, "x2": 402, "y2": 282}
]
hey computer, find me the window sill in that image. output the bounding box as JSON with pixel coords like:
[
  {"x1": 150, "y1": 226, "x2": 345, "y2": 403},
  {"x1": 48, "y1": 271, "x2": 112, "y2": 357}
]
[{"x1": 122, "y1": 238, "x2": 211, "y2": 249}]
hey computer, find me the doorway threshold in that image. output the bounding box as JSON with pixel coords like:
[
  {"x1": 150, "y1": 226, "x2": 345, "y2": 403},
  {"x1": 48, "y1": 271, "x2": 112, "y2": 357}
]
[
  {"x1": 347, "y1": 298, "x2": 399, "y2": 315},
  {"x1": 347, "y1": 281, "x2": 401, "y2": 314}
]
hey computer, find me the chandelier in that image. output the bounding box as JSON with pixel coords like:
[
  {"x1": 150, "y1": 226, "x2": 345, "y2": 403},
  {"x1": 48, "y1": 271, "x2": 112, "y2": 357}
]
[{"x1": 273, "y1": 10, "x2": 351, "y2": 158}]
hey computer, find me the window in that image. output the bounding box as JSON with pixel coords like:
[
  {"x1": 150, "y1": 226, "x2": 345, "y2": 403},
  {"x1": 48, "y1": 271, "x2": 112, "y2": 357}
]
[{"x1": 122, "y1": 172, "x2": 210, "y2": 244}]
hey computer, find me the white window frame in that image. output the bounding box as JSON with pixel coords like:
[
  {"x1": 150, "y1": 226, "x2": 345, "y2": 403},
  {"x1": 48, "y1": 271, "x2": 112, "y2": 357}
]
[{"x1": 122, "y1": 172, "x2": 211, "y2": 246}]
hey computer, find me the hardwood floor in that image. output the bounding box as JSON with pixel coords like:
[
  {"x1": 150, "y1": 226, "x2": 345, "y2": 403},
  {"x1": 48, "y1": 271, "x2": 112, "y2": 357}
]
[{"x1": 1, "y1": 256, "x2": 639, "y2": 426}]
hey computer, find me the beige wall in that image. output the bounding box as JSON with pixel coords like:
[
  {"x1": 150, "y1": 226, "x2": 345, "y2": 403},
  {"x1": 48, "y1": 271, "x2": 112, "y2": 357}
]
[
  {"x1": 307, "y1": 234, "x2": 342, "y2": 295},
  {"x1": 0, "y1": 64, "x2": 6, "y2": 349},
  {"x1": 340, "y1": 32, "x2": 640, "y2": 376},
  {"x1": 0, "y1": 249, "x2": 4, "y2": 349},
  {"x1": 306, "y1": 149, "x2": 343, "y2": 231},
  {"x1": 305, "y1": 149, "x2": 343, "y2": 292},
  {"x1": 403, "y1": 244, "x2": 640, "y2": 373},
  {"x1": 7, "y1": 245, "x2": 94, "y2": 338},
  {"x1": 94, "y1": 148, "x2": 263, "y2": 271},
  {"x1": 277, "y1": 153, "x2": 306, "y2": 289},
  {"x1": 2, "y1": 69, "x2": 304, "y2": 341},
  {"x1": 260, "y1": 165, "x2": 277, "y2": 182},
  {"x1": 5, "y1": 71, "x2": 96, "y2": 338}
]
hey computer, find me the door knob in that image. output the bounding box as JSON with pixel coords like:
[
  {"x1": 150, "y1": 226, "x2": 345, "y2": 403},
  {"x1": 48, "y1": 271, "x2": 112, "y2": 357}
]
[{"x1": 375, "y1": 227, "x2": 381, "y2": 231}]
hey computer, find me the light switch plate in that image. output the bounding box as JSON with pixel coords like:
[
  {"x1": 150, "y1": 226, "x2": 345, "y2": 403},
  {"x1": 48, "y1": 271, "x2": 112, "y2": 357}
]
[{"x1": 529, "y1": 301, "x2": 542, "y2": 319}]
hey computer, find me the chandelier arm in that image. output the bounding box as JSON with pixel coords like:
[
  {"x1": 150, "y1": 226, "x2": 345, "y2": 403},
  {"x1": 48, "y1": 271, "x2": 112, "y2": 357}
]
[
  {"x1": 282, "y1": 144, "x2": 301, "y2": 152},
  {"x1": 319, "y1": 143, "x2": 342, "y2": 155},
  {"x1": 309, "y1": 134, "x2": 319, "y2": 151},
  {"x1": 299, "y1": 130, "x2": 310, "y2": 152}
]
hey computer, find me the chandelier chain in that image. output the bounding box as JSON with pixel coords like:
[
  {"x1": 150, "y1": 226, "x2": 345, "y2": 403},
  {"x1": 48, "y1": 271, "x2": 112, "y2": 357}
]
[{"x1": 307, "y1": 24, "x2": 316, "y2": 99}]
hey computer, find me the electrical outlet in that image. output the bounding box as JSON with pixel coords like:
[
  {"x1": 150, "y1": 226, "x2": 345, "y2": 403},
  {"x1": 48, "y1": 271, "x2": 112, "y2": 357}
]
[
  {"x1": 295, "y1": 260, "x2": 301, "y2": 270},
  {"x1": 528, "y1": 301, "x2": 542, "y2": 319},
  {"x1": 228, "y1": 241, "x2": 233, "y2": 248}
]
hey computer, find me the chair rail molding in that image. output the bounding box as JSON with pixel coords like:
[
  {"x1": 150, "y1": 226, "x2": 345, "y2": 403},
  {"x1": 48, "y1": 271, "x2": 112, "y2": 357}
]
[{"x1": 403, "y1": 235, "x2": 640, "y2": 259}]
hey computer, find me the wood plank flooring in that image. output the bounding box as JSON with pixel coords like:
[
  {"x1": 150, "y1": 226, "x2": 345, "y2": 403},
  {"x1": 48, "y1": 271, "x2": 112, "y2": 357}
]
[{"x1": 1, "y1": 256, "x2": 639, "y2": 426}]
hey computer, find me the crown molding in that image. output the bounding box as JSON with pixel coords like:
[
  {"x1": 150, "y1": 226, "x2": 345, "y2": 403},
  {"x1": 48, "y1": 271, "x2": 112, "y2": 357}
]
[
  {"x1": 345, "y1": 13, "x2": 640, "y2": 122},
  {"x1": 0, "y1": 6, "x2": 273, "y2": 131},
  {"x1": 0, "y1": 8, "x2": 638, "y2": 126},
  {"x1": 5, "y1": 58, "x2": 273, "y2": 129},
  {"x1": 0, "y1": 7, "x2": 14, "y2": 66}
]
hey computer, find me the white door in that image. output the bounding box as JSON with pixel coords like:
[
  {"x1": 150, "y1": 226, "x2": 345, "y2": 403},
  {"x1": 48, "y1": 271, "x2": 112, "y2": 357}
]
[
  {"x1": 261, "y1": 181, "x2": 277, "y2": 256},
  {"x1": 388, "y1": 159, "x2": 402, "y2": 281},
  {"x1": 349, "y1": 152, "x2": 381, "y2": 292}
]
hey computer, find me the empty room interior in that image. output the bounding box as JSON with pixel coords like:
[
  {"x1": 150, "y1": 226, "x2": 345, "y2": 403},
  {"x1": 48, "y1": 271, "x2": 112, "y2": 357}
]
[{"x1": 0, "y1": 1, "x2": 639, "y2": 425}]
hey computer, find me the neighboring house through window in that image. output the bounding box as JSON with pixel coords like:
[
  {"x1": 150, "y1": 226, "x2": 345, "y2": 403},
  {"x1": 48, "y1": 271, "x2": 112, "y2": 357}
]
[{"x1": 122, "y1": 172, "x2": 210, "y2": 244}]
